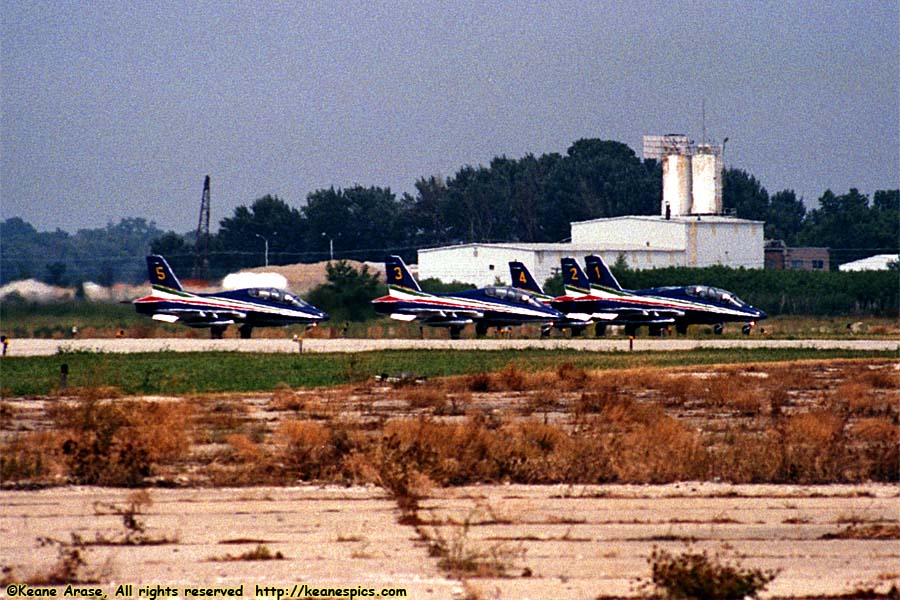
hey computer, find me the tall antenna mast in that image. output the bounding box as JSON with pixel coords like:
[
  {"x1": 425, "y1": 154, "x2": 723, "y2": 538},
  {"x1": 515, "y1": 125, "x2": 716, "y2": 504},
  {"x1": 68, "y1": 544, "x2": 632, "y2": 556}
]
[
  {"x1": 193, "y1": 175, "x2": 211, "y2": 280},
  {"x1": 701, "y1": 99, "x2": 707, "y2": 144}
]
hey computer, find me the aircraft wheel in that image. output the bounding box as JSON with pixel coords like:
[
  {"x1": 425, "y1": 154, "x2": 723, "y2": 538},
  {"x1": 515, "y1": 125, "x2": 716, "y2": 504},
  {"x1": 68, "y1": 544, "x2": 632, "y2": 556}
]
[
  {"x1": 594, "y1": 324, "x2": 607, "y2": 337},
  {"x1": 676, "y1": 322, "x2": 688, "y2": 335},
  {"x1": 475, "y1": 323, "x2": 488, "y2": 338},
  {"x1": 649, "y1": 325, "x2": 663, "y2": 337},
  {"x1": 450, "y1": 326, "x2": 463, "y2": 340},
  {"x1": 239, "y1": 325, "x2": 253, "y2": 339},
  {"x1": 211, "y1": 326, "x2": 226, "y2": 339},
  {"x1": 742, "y1": 323, "x2": 753, "y2": 335},
  {"x1": 571, "y1": 326, "x2": 585, "y2": 337},
  {"x1": 624, "y1": 324, "x2": 638, "y2": 337},
  {"x1": 713, "y1": 323, "x2": 724, "y2": 335}
]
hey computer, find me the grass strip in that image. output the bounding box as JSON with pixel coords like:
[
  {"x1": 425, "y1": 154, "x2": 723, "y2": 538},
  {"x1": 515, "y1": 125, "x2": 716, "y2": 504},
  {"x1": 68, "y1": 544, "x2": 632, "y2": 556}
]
[{"x1": 1, "y1": 348, "x2": 894, "y2": 397}]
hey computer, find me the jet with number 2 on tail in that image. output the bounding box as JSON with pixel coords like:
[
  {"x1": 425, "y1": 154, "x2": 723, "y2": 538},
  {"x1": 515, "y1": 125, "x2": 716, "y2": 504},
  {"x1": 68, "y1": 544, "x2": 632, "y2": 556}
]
[
  {"x1": 371, "y1": 255, "x2": 565, "y2": 339},
  {"x1": 566, "y1": 254, "x2": 766, "y2": 336},
  {"x1": 133, "y1": 255, "x2": 329, "y2": 339}
]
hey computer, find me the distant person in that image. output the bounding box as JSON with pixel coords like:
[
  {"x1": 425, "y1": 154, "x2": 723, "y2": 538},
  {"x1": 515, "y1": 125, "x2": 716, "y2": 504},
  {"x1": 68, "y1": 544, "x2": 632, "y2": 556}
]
[{"x1": 1, "y1": 335, "x2": 8, "y2": 356}]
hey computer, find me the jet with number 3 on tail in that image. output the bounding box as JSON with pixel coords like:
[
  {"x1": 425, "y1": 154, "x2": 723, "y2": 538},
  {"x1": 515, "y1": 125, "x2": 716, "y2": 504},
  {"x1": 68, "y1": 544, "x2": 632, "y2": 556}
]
[
  {"x1": 134, "y1": 255, "x2": 329, "y2": 338},
  {"x1": 372, "y1": 255, "x2": 565, "y2": 339}
]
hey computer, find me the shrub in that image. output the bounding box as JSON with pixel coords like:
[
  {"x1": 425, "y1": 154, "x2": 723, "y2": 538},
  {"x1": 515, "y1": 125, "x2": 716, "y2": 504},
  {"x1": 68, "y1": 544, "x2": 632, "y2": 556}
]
[
  {"x1": 647, "y1": 546, "x2": 778, "y2": 600},
  {"x1": 53, "y1": 398, "x2": 192, "y2": 486}
]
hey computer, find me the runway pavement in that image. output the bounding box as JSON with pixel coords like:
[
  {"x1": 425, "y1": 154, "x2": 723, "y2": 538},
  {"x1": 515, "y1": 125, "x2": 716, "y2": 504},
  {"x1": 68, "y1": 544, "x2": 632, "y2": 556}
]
[{"x1": 5, "y1": 336, "x2": 898, "y2": 356}]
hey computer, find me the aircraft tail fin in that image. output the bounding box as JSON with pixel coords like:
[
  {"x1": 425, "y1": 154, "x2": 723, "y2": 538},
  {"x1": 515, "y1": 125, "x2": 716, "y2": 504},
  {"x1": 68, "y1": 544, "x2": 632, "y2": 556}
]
[
  {"x1": 147, "y1": 255, "x2": 184, "y2": 292},
  {"x1": 584, "y1": 255, "x2": 623, "y2": 291},
  {"x1": 561, "y1": 257, "x2": 590, "y2": 293},
  {"x1": 385, "y1": 255, "x2": 422, "y2": 292},
  {"x1": 509, "y1": 261, "x2": 544, "y2": 295}
]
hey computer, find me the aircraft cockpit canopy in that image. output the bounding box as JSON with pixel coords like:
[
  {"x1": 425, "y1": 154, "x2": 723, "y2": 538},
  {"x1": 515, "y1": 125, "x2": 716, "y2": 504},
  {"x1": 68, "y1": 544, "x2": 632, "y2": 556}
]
[
  {"x1": 484, "y1": 286, "x2": 545, "y2": 308},
  {"x1": 249, "y1": 288, "x2": 312, "y2": 308},
  {"x1": 685, "y1": 285, "x2": 745, "y2": 307}
]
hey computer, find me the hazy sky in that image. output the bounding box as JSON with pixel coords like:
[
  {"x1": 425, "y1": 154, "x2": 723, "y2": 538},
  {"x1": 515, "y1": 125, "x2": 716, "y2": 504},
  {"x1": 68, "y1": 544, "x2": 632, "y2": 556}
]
[{"x1": 2, "y1": 0, "x2": 897, "y2": 234}]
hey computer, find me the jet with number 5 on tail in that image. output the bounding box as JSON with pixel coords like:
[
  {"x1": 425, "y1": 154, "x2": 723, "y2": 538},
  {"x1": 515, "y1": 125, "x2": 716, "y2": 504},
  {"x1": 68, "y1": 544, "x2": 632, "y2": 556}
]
[
  {"x1": 570, "y1": 254, "x2": 766, "y2": 336},
  {"x1": 372, "y1": 255, "x2": 565, "y2": 339},
  {"x1": 133, "y1": 255, "x2": 329, "y2": 338}
]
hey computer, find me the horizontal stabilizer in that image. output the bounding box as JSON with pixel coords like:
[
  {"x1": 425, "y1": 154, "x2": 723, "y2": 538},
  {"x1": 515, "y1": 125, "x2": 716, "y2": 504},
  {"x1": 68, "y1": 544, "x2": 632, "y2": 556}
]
[
  {"x1": 592, "y1": 313, "x2": 620, "y2": 320},
  {"x1": 566, "y1": 313, "x2": 594, "y2": 322},
  {"x1": 389, "y1": 313, "x2": 419, "y2": 322},
  {"x1": 152, "y1": 314, "x2": 180, "y2": 323}
]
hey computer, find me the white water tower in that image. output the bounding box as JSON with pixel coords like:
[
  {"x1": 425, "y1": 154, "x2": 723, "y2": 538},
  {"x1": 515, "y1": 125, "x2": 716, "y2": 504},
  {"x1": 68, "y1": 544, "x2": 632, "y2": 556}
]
[
  {"x1": 691, "y1": 143, "x2": 723, "y2": 214},
  {"x1": 643, "y1": 134, "x2": 724, "y2": 217}
]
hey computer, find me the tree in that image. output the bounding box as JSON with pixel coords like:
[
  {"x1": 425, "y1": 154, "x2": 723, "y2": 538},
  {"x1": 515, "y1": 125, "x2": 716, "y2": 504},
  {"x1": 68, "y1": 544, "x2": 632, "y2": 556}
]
[
  {"x1": 302, "y1": 186, "x2": 401, "y2": 261},
  {"x1": 766, "y1": 190, "x2": 806, "y2": 244},
  {"x1": 723, "y1": 169, "x2": 769, "y2": 221},
  {"x1": 150, "y1": 232, "x2": 194, "y2": 277},
  {"x1": 215, "y1": 195, "x2": 306, "y2": 273},
  {"x1": 305, "y1": 260, "x2": 385, "y2": 322}
]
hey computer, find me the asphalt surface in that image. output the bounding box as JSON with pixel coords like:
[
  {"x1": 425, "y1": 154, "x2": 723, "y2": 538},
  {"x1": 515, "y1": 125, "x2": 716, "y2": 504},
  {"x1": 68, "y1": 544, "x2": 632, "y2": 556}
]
[{"x1": 5, "y1": 337, "x2": 899, "y2": 356}]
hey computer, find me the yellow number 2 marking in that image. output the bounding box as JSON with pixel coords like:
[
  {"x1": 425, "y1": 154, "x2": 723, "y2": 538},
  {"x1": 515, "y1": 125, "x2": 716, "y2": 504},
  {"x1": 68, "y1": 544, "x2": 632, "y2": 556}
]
[
  {"x1": 569, "y1": 267, "x2": 578, "y2": 280},
  {"x1": 155, "y1": 266, "x2": 166, "y2": 280}
]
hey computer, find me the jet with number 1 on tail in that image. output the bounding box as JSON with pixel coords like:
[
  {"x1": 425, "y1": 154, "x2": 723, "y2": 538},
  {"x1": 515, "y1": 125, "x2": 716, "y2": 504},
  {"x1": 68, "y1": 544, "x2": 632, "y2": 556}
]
[
  {"x1": 133, "y1": 255, "x2": 329, "y2": 339},
  {"x1": 577, "y1": 254, "x2": 767, "y2": 336},
  {"x1": 372, "y1": 255, "x2": 565, "y2": 339}
]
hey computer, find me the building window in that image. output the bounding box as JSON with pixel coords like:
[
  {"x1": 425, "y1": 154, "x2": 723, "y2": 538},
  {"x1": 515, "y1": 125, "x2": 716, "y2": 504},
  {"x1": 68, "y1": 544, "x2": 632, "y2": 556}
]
[
  {"x1": 812, "y1": 260, "x2": 824, "y2": 270},
  {"x1": 488, "y1": 264, "x2": 495, "y2": 271},
  {"x1": 790, "y1": 260, "x2": 804, "y2": 269}
]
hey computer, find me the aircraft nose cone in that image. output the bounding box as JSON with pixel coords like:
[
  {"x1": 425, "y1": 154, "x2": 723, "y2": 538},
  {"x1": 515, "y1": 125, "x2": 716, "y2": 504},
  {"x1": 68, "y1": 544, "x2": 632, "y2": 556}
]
[{"x1": 756, "y1": 309, "x2": 768, "y2": 320}]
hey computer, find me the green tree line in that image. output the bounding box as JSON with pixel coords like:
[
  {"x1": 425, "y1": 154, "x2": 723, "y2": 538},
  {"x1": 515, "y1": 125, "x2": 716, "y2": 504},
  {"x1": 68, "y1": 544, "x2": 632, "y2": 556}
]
[{"x1": 2, "y1": 138, "x2": 897, "y2": 285}]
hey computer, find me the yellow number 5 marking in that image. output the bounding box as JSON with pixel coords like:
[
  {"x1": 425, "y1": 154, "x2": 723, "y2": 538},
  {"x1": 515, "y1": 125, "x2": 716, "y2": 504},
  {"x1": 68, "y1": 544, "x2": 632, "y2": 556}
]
[{"x1": 155, "y1": 266, "x2": 166, "y2": 280}]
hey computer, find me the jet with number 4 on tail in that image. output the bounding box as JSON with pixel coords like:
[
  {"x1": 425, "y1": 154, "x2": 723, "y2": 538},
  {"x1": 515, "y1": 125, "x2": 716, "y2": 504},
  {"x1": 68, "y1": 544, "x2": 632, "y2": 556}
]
[
  {"x1": 133, "y1": 255, "x2": 329, "y2": 338},
  {"x1": 372, "y1": 255, "x2": 565, "y2": 339},
  {"x1": 567, "y1": 254, "x2": 766, "y2": 336},
  {"x1": 508, "y1": 261, "x2": 593, "y2": 335}
]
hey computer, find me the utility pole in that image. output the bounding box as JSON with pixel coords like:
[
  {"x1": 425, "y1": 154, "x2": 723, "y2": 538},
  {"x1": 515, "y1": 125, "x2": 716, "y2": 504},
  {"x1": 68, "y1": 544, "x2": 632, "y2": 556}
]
[
  {"x1": 193, "y1": 175, "x2": 211, "y2": 280},
  {"x1": 255, "y1": 234, "x2": 270, "y2": 267}
]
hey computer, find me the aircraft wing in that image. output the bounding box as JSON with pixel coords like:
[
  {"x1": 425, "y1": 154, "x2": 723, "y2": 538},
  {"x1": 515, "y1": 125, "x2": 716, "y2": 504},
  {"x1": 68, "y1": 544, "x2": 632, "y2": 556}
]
[
  {"x1": 591, "y1": 307, "x2": 683, "y2": 323},
  {"x1": 389, "y1": 308, "x2": 485, "y2": 321},
  {"x1": 151, "y1": 309, "x2": 246, "y2": 327}
]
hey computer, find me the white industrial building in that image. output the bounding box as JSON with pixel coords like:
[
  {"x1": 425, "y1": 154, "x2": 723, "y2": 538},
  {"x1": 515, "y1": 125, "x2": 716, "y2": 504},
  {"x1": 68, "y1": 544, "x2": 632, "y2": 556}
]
[
  {"x1": 838, "y1": 254, "x2": 900, "y2": 271},
  {"x1": 418, "y1": 133, "x2": 765, "y2": 287}
]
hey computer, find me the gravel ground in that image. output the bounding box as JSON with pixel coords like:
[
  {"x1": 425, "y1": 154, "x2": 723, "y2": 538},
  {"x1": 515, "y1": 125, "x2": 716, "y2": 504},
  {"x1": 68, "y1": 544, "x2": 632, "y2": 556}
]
[
  {"x1": 5, "y1": 337, "x2": 899, "y2": 356},
  {"x1": 2, "y1": 484, "x2": 897, "y2": 598}
]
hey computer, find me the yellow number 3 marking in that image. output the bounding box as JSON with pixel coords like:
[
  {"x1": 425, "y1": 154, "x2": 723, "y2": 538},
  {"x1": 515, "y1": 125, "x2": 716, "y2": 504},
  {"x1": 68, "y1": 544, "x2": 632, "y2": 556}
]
[
  {"x1": 155, "y1": 266, "x2": 166, "y2": 280},
  {"x1": 393, "y1": 266, "x2": 403, "y2": 280}
]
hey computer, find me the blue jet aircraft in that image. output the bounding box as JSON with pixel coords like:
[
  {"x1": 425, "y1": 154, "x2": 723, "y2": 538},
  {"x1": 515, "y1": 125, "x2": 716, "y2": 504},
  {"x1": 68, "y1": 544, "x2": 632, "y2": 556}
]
[
  {"x1": 508, "y1": 261, "x2": 593, "y2": 335},
  {"x1": 372, "y1": 255, "x2": 565, "y2": 339},
  {"x1": 562, "y1": 254, "x2": 766, "y2": 336},
  {"x1": 134, "y1": 255, "x2": 329, "y2": 338}
]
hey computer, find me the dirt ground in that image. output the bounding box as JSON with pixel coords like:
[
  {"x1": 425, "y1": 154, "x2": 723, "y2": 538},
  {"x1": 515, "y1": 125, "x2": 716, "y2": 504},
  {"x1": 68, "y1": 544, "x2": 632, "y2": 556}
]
[
  {"x1": 1, "y1": 484, "x2": 898, "y2": 598},
  {"x1": 2, "y1": 359, "x2": 898, "y2": 598}
]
